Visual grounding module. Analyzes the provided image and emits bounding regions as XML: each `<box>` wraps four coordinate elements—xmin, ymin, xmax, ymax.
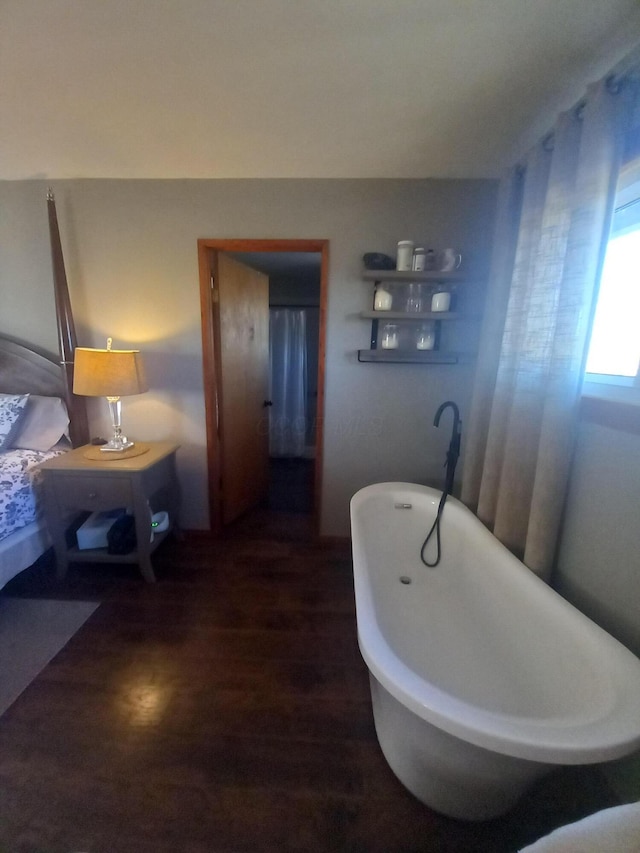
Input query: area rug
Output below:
<box><xmin>0</xmin><ymin>597</ymin><xmax>98</xmax><ymax>716</ymax></box>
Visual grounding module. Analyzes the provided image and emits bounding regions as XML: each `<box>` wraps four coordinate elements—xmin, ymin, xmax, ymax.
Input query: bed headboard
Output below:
<box><xmin>0</xmin><ymin>191</ymin><xmax>89</xmax><ymax>448</ymax></box>
<box><xmin>0</xmin><ymin>336</ymin><xmax>66</xmax><ymax>398</ymax></box>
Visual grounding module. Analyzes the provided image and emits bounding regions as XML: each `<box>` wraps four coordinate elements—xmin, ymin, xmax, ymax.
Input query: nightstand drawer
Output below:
<box><xmin>51</xmin><ymin>475</ymin><xmax>133</xmax><ymax>510</ymax></box>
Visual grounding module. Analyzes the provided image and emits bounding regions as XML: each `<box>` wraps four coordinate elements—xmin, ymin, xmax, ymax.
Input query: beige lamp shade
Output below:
<box><xmin>73</xmin><ymin>347</ymin><xmax>148</xmax><ymax>397</ymax></box>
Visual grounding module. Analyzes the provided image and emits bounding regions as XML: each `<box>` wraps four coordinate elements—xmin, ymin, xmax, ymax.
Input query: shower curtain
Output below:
<box><xmin>269</xmin><ymin>308</ymin><xmax>307</xmax><ymax>458</ymax></box>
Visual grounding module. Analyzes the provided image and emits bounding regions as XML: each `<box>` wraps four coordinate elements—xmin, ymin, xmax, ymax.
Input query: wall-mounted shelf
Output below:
<box><xmin>362</xmin><ymin>270</ymin><xmax>465</xmax><ymax>283</ymax></box>
<box><xmin>358</xmin><ymin>266</ymin><xmax>474</xmax><ymax>365</ymax></box>
<box><xmin>360</xmin><ymin>310</ymin><xmax>458</xmax><ymax>321</ymax></box>
<box><xmin>357</xmin><ymin>349</ymin><xmax>459</xmax><ymax>364</ymax></box>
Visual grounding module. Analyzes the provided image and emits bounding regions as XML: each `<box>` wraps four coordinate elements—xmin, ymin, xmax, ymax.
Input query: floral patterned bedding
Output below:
<box><xmin>0</xmin><ymin>447</ymin><xmax>67</xmax><ymax>543</ymax></box>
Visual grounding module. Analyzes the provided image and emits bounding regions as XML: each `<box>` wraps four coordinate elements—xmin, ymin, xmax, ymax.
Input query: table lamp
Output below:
<box><xmin>73</xmin><ymin>338</ymin><xmax>148</xmax><ymax>452</ymax></box>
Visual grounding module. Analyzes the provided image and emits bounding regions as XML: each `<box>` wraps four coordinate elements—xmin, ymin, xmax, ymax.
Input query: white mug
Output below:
<box><xmin>431</xmin><ymin>291</ymin><xmax>451</xmax><ymax>312</ymax></box>
<box><xmin>440</xmin><ymin>248</ymin><xmax>462</xmax><ymax>272</ymax></box>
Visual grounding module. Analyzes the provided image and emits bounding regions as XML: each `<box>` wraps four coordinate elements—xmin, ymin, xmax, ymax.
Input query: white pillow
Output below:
<box><xmin>0</xmin><ymin>393</ymin><xmax>29</xmax><ymax>451</ymax></box>
<box><xmin>11</xmin><ymin>395</ymin><xmax>70</xmax><ymax>452</ymax></box>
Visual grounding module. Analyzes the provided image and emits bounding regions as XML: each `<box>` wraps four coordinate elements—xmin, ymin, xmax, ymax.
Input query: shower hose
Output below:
<box><xmin>420</xmin><ymin>475</ymin><xmax>449</xmax><ymax>568</ymax></box>
<box><xmin>420</xmin><ymin>446</ymin><xmax>457</xmax><ymax>568</ymax></box>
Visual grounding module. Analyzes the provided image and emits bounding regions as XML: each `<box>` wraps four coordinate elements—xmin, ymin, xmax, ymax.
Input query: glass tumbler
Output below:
<box><xmin>405</xmin><ymin>283</ymin><xmax>424</xmax><ymax>313</ymax></box>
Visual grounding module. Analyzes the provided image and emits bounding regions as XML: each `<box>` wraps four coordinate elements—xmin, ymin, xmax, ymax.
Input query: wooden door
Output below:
<box><xmin>199</xmin><ymin>238</ymin><xmax>329</xmax><ymax>535</ymax></box>
<box><xmin>216</xmin><ymin>253</ymin><xmax>270</xmax><ymax>524</ymax></box>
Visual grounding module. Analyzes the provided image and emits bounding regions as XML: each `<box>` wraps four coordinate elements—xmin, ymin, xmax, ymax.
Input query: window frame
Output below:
<box><xmin>583</xmin><ymin>149</ymin><xmax>640</xmax><ymax>406</ymax></box>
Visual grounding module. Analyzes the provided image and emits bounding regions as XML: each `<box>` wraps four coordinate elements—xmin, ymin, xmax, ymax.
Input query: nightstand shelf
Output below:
<box><xmin>61</xmin><ymin>527</ymin><xmax>173</xmax><ymax>564</ymax></box>
<box><xmin>37</xmin><ymin>440</ymin><xmax>180</xmax><ymax>583</ymax></box>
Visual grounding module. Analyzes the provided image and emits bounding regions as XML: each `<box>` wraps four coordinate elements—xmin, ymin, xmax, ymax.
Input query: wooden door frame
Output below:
<box><xmin>198</xmin><ymin>238</ymin><xmax>329</xmax><ymax>535</ymax></box>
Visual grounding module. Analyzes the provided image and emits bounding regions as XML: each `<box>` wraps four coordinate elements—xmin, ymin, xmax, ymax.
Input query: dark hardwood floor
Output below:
<box><xmin>0</xmin><ymin>510</ymin><xmax>619</xmax><ymax>853</ymax></box>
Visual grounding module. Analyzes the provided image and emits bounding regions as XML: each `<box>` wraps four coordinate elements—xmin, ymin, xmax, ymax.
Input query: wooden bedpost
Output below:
<box><xmin>47</xmin><ymin>189</ymin><xmax>90</xmax><ymax>447</ymax></box>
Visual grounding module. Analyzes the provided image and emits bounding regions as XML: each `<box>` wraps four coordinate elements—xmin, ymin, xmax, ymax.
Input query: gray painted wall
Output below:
<box><xmin>553</xmin><ymin>415</ymin><xmax>640</xmax><ymax>801</ymax></box>
<box><xmin>555</xmin><ymin>418</ymin><xmax>640</xmax><ymax>657</ymax></box>
<box><xmin>0</xmin><ymin>178</ymin><xmax>497</xmax><ymax>535</ymax></box>
<box><xmin>3</xmin><ymin>176</ymin><xmax>639</xmax><ymax>678</ymax></box>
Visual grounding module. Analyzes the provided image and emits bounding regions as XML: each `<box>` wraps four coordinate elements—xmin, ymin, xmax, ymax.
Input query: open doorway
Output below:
<box><xmin>230</xmin><ymin>251</ymin><xmax>320</xmax><ymax>514</ymax></box>
<box><xmin>198</xmin><ymin>239</ymin><xmax>328</xmax><ymax>535</ymax></box>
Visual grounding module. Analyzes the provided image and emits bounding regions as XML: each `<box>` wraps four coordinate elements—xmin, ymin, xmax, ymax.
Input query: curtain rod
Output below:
<box><xmin>520</xmin><ymin>46</ymin><xmax>640</xmax><ymax>164</ymax></box>
<box><xmin>606</xmin><ymin>42</ymin><xmax>640</xmax><ymax>84</ymax></box>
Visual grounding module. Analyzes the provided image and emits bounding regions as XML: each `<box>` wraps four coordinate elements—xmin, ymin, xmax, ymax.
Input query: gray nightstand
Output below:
<box><xmin>37</xmin><ymin>441</ymin><xmax>180</xmax><ymax>582</ymax></box>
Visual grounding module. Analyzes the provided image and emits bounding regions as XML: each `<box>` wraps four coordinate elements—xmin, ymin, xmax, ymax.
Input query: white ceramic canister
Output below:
<box><xmin>396</xmin><ymin>241</ymin><xmax>414</xmax><ymax>271</ymax></box>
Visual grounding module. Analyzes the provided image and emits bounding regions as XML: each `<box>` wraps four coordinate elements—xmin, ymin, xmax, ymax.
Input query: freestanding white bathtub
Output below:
<box><xmin>350</xmin><ymin>482</ymin><xmax>640</xmax><ymax>821</ymax></box>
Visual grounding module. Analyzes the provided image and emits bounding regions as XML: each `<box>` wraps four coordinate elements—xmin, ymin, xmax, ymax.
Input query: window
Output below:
<box><xmin>584</xmin><ymin>149</ymin><xmax>640</xmax><ymax>395</ymax></box>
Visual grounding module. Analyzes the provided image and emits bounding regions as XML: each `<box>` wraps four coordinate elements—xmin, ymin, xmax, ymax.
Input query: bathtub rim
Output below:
<box><xmin>350</xmin><ymin>481</ymin><xmax>640</xmax><ymax>765</ymax></box>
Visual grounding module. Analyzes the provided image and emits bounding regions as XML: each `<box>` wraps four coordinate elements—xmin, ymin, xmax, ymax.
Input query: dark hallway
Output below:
<box><xmin>268</xmin><ymin>457</ymin><xmax>315</xmax><ymax>514</ymax></box>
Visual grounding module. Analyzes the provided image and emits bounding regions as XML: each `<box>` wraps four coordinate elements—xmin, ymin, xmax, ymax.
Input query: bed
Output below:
<box><xmin>0</xmin><ymin>191</ymin><xmax>88</xmax><ymax>589</ymax></box>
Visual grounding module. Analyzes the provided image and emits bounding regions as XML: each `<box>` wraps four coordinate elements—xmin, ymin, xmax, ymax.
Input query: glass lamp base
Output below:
<box><xmin>100</xmin><ymin>437</ymin><xmax>135</xmax><ymax>453</ymax></box>
<box><xmin>102</xmin><ymin>398</ymin><xmax>134</xmax><ymax>452</ymax></box>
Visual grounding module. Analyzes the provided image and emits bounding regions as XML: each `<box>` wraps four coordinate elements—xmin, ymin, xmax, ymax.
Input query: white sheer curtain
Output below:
<box><xmin>462</xmin><ymin>74</ymin><xmax>636</xmax><ymax>580</ymax></box>
<box><xmin>269</xmin><ymin>308</ymin><xmax>307</xmax><ymax>458</ymax></box>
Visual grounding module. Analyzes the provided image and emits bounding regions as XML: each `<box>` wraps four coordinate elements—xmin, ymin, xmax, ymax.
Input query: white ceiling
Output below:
<box><xmin>2</xmin><ymin>0</ymin><xmax>640</xmax><ymax>180</ymax></box>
